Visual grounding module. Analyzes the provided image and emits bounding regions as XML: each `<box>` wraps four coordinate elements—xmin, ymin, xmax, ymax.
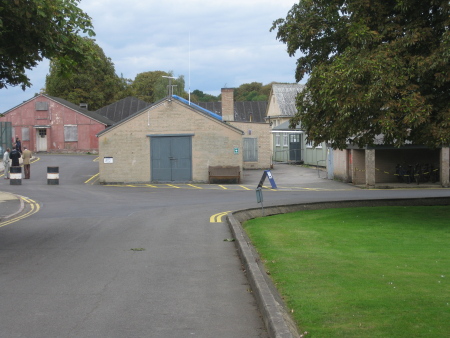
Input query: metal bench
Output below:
<box><xmin>208</xmin><ymin>166</ymin><xmax>240</xmax><ymax>184</ymax></box>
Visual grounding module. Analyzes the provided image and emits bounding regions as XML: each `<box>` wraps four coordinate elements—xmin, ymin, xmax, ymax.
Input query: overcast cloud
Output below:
<box><xmin>0</xmin><ymin>0</ymin><xmax>301</xmax><ymax>112</ymax></box>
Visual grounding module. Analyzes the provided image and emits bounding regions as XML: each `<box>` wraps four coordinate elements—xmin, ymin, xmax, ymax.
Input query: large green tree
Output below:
<box><xmin>0</xmin><ymin>0</ymin><xmax>95</xmax><ymax>90</ymax></box>
<box><xmin>45</xmin><ymin>38</ymin><xmax>121</xmax><ymax>111</ymax></box>
<box><xmin>272</xmin><ymin>0</ymin><xmax>450</xmax><ymax>149</ymax></box>
<box><xmin>234</xmin><ymin>82</ymin><xmax>271</xmax><ymax>101</ymax></box>
<box><xmin>131</xmin><ymin>71</ymin><xmax>186</xmax><ymax>103</ymax></box>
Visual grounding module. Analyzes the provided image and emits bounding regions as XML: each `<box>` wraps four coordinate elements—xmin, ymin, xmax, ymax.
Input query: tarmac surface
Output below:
<box><xmin>0</xmin><ymin>158</ymin><xmax>447</xmax><ymax>338</ymax></box>
<box><xmin>0</xmin><ymin>160</ymin><xmax>349</xmax><ymax>223</ymax></box>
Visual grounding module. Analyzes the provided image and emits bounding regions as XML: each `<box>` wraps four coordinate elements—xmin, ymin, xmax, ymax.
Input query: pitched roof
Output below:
<box><xmin>95</xmin><ymin>97</ymin><xmax>151</xmax><ymax>123</ymax></box>
<box><xmin>195</xmin><ymin>101</ymin><xmax>267</xmax><ymax>122</ymax></box>
<box><xmin>270</xmin><ymin>83</ymin><xmax>305</xmax><ymax>117</ymax></box>
<box><xmin>3</xmin><ymin>94</ymin><xmax>114</xmax><ymax>126</ymax></box>
<box><xmin>172</xmin><ymin>95</ymin><xmax>222</xmax><ymax>121</ymax></box>
<box><xmin>272</xmin><ymin>120</ymin><xmax>302</xmax><ymax>131</ymax></box>
<box><xmin>97</xmin><ymin>95</ymin><xmax>243</xmax><ymax>137</ymax></box>
<box><xmin>45</xmin><ymin>95</ymin><xmax>114</xmax><ymax>125</ymax></box>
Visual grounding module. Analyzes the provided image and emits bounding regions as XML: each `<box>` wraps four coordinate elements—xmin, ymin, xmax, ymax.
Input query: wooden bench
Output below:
<box><xmin>209</xmin><ymin>166</ymin><xmax>241</xmax><ymax>184</ymax></box>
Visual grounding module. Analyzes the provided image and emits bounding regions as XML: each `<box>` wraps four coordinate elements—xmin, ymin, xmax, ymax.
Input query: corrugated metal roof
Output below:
<box><xmin>96</xmin><ymin>97</ymin><xmax>151</xmax><ymax>123</ymax></box>
<box><xmin>272</xmin><ymin>83</ymin><xmax>305</xmax><ymax>117</ymax></box>
<box><xmin>195</xmin><ymin>101</ymin><xmax>267</xmax><ymax>122</ymax></box>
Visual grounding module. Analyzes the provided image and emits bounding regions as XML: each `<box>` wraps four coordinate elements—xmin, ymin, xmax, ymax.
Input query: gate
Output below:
<box><xmin>151</xmin><ymin>136</ymin><xmax>192</xmax><ymax>182</ymax></box>
<box><xmin>0</xmin><ymin>122</ymin><xmax>12</xmax><ymax>155</ymax></box>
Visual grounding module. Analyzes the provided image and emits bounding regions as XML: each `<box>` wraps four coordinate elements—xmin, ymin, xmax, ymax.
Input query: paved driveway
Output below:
<box><xmin>0</xmin><ymin>155</ymin><xmax>448</xmax><ymax>337</ymax></box>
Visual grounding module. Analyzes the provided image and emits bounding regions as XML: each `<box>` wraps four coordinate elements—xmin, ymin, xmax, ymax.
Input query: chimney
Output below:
<box><xmin>221</xmin><ymin>88</ymin><xmax>234</xmax><ymax>121</ymax></box>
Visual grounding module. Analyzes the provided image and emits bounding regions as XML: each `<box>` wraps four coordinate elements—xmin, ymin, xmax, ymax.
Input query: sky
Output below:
<box><xmin>0</xmin><ymin>0</ymin><xmax>302</xmax><ymax>113</ymax></box>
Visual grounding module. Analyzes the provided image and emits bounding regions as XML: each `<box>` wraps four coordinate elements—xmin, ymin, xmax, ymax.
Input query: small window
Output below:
<box><xmin>306</xmin><ymin>141</ymin><xmax>313</xmax><ymax>148</ymax></box>
<box><xmin>283</xmin><ymin>133</ymin><xmax>289</xmax><ymax>147</ymax></box>
<box><xmin>290</xmin><ymin>134</ymin><xmax>300</xmax><ymax>142</ymax></box>
<box><xmin>275</xmin><ymin>134</ymin><xmax>280</xmax><ymax>146</ymax></box>
<box><xmin>64</xmin><ymin>125</ymin><xmax>78</xmax><ymax>142</ymax></box>
<box><xmin>35</xmin><ymin>101</ymin><xmax>48</xmax><ymax>111</ymax></box>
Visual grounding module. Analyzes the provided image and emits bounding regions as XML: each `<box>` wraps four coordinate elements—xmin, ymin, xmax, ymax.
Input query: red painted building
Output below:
<box><xmin>0</xmin><ymin>94</ymin><xmax>113</xmax><ymax>153</ymax></box>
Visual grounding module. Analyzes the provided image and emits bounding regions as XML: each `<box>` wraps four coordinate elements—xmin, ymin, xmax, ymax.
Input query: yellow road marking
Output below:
<box><xmin>166</xmin><ymin>184</ymin><xmax>180</xmax><ymax>188</ymax></box>
<box><xmin>218</xmin><ymin>185</ymin><xmax>227</xmax><ymax>190</ymax></box>
<box><xmin>0</xmin><ymin>196</ymin><xmax>40</xmax><ymax>228</ymax></box>
<box><xmin>84</xmin><ymin>173</ymin><xmax>99</xmax><ymax>184</ymax></box>
<box><xmin>145</xmin><ymin>184</ymin><xmax>158</xmax><ymax>188</ymax></box>
<box><xmin>187</xmin><ymin>184</ymin><xmax>202</xmax><ymax>189</ymax></box>
<box><xmin>239</xmin><ymin>185</ymin><xmax>251</xmax><ymax>190</ymax></box>
<box><xmin>210</xmin><ymin>211</ymin><xmax>231</xmax><ymax>223</ymax></box>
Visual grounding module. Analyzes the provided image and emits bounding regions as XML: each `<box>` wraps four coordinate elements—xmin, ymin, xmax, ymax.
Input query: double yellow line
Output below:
<box><xmin>0</xmin><ymin>196</ymin><xmax>40</xmax><ymax>228</ymax></box>
<box><xmin>210</xmin><ymin>211</ymin><xmax>231</xmax><ymax>223</ymax></box>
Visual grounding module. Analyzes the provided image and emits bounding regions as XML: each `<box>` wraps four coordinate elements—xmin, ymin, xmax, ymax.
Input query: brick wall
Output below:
<box><xmin>98</xmin><ymin>100</ymin><xmax>244</xmax><ymax>183</ymax></box>
<box><xmin>229</xmin><ymin>122</ymin><xmax>272</xmax><ymax>169</ymax></box>
<box><xmin>221</xmin><ymin>88</ymin><xmax>234</xmax><ymax>122</ymax></box>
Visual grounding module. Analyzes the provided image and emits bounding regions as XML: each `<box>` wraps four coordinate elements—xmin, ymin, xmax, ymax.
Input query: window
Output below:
<box><xmin>283</xmin><ymin>133</ymin><xmax>288</xmax><ymax>147</ymax></box>
<box><xmin>275</xmin><ymin>134</ymin><xmax>280</xmax><ymax>146</ymax></box>
<box><xmin>35</xmin><ymin>101</ymin><xmax>48</xmax><ymax>111</ymax></box>
<box><xmin>243</xmin><ymin>138</ymin><xmax>258</xmax><ymax>162</ymax></box>
<box><xmin>64</xmin><ymin>125</ymin><xmax>78</xmax><ymax>142</ymax></box>
<box><xmin>22</xmin><ymin>127</ymin><xmax>29</xmax><ymax>141</ymax></box>
<box><xmin>306</xmin><ymin>140</ymin><xmax>313</xmax><ymax>148</ymax></box>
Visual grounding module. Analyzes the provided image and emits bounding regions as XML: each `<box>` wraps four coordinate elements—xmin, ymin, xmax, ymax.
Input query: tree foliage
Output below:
<box><xmin>131</xmin><ymin>71</ymin><xmax>186</xmax><ymax>103</ymax></box>
<box><xmin>0</xmin><ymin>0</ymin><xmax>95</xmax><ymax>90</ymax></box>
<box><xmin>272</xmin><ymin>0</ymin><xmax>450</xmax><ymax>149</ymax></box>
<box><xmin>45</xmin><ymin>38</ymin><xmax>121</xmax><ymax>111</ymax></box>
<box><xmin>190</xmin><ymin>89</ymin><xmax>219</xmax><ymax>102</ymax></box>
<box><xmin>234</xmin><ymin>82</ymin><xmax>272</xmax><ymax>101</ymax></box>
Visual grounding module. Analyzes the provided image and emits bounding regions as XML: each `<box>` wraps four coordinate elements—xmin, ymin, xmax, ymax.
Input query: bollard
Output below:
<box><xmin>10</xmin><ymin>166</ymin><xmax>22</xmax><ymax>185</ymax></box>
<box><xmin>47</xmin><ymin>166</ymin><xmax>59</xmax><ymax>185</ymax></box>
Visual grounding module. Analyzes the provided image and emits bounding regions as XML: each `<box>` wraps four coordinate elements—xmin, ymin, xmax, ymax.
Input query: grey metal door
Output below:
<box><xmin>151</xmin><ymin>136</ymin><xmax>192</xmax><ymax>182</ymax></box>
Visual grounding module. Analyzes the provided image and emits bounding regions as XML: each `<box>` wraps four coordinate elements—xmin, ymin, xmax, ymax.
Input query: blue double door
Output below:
<box><xmin>151</xmin><ymin>136</ymin><xmax>192</xmax><ymax>182</ymax></box>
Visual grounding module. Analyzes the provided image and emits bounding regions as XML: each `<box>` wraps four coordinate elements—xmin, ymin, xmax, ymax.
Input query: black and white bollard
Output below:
<box><xmin>47</xmin><ymin>167</ymin><xmax>59</xmax><ymax>185</ymax></box>
<box><xmin>10</xmin><ymin>166</ymin><xmax>22</xmax><ymax>185</ymax></box>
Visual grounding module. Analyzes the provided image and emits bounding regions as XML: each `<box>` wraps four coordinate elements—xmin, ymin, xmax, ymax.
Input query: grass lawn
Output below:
<box><xmin>243</xmin><ymin>206</ymin><xmax>450</xmax><ymax>337</ymax></box>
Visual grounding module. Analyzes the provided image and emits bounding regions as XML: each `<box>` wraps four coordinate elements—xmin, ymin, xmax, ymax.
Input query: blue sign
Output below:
<box><xmin>257</xmin><ymin>170</ymin><xmax>277</xmax><ymax>189</ymax></box>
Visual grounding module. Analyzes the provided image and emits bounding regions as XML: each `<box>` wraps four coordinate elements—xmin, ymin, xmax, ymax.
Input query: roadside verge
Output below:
<box><xmin>227</xmin><ymin>197</ymin><xmax>450</xmax><ymax>338</ymax></box>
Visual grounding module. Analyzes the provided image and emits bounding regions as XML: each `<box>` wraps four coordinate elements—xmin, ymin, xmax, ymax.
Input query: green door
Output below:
<box><xmin>151</xmin><ymin>136</ymin><xmax>192</xmax><ymax>182</ymax></box>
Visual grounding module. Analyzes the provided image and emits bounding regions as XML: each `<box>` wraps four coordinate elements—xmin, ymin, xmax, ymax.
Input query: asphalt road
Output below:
<box><xmin>0</xmin><ymin>154</ymin><xmax>448</xmax><ymax>337</ymax></box>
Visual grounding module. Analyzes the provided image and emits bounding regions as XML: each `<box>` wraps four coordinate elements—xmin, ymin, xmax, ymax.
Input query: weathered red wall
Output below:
<box><xmin>0</xmin><ymin>95</ymin><xmax>106</xmax><ymax>153</ymax></box>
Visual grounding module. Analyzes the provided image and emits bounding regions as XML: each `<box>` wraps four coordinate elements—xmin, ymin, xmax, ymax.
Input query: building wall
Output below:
<box><xmin>332</xmin><ymin>149</ymin><xmax>351</xmax><ymax>182</ymax></box>
<box><xmin>229</xmin><ymin>121</ymin><xmax>271</xmax><ymax>169</ymax></box>
<box><xmin>351</xmin><ymin>149</ymin><xmax>366</xmax><ymax>185</ymax></box>
<box><xmin>98</xmin><ymin>100</ymin><xmax>244</xmax><ymax>183</ymax></box>
<box><xmin>1</xmin><ymin>96</ymin><xmax>105</xmax><ymax>153</ymax></box>
<box><xmin>304</xmin><ymin>143</ymin><xmax>327</xmax><ymax>166</ymax></box>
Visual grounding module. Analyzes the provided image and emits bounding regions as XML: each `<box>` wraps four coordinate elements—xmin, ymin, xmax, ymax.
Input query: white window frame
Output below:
<box><xmin>283</xmin><ymin>133</ymin><xmax>289</xmax><ymax>147</ymax></box>
<box><xmin>275</xmin><ymin>133</ymin><xmax>281</xmax><ymax>146</ymax></box>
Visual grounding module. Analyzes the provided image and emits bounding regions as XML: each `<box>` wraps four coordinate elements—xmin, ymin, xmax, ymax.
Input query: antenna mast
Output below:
<box><xmin>162</xmin><ymin>76</ymin><xmax>176</xmax><ymax>99</ymax></box>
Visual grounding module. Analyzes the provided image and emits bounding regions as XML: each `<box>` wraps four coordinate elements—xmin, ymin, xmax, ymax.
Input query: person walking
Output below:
<box><xmin>3</xmin><ymin>148</ymin><xmax>10</xmax><ymax>179</ymax></box>
<box><xmin>22</xmin><ymin>146</ymin><xmax>32</xmax><ymax>179</ymax></box>
<box><xmin>15</xmin><ymin>136</ymin><xmax>22</xmax><ymax>154</ymax></box>
<box><xmin>9</xmin><ymin>144</ymin><xmax>21</xmax><ymax>167</ymax></box>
